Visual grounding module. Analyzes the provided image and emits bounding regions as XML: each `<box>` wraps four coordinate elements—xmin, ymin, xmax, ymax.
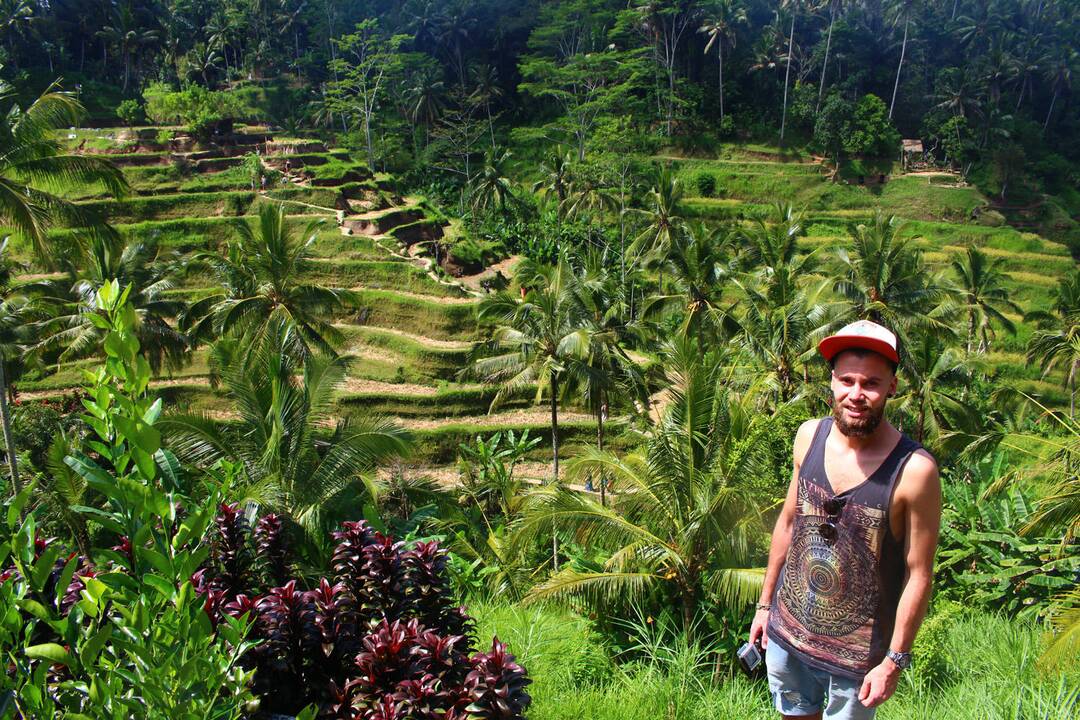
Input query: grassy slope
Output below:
<box><xmin>475</xmin><ymin>603</ymin><xmax>1079</xmax><ymax>720</ymax></box>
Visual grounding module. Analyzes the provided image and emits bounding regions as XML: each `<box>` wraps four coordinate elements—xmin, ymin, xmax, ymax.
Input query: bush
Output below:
<box><xmin>195</xmin><ymin>510</ymin><xmax>533</xmax><ymax>718</ymax></box>
<box><xmin>449</xmin><ymin>236</ymin><xmax>505</xmax><ymax>272</ymax></box>
<box><xmin>115</xmin><ymin>98</ymin><xmax>143</xmax><ymax>127</ymax></box>
<box><xmin>693</xmin><ymin>171</ymin><xmax>717</xmax><ymax>198</ymax></box>
<box><xmin>143</xmin><ymin>82</ymin><xmax>243</xmax><ymax>139</ymax></box>
<box><xmin>909</xmin><ymin>601</ymin><xmax>967</xmax><ymax>690</ymax></box>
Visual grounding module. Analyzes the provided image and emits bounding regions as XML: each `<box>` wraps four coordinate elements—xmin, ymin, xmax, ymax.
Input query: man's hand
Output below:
<box><xmin>748</xmin><ymin>608</ymin><xmax>770</xmax><ymax>648</ymax></box>
<box><xmin>857</xmin><ymin>659</ymin><xmax>901</xmax><ymax>708</ymax></box>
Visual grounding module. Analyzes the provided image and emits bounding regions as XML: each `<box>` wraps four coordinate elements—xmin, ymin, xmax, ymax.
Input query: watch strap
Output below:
<box><xmin>886</xmin><ymin>649</ymin><xmax>912</xmax><ymax>669</ymax></box>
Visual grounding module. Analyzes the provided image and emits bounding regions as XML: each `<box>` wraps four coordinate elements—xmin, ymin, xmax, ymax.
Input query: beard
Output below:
<box><xmin>833</xmin><ymin>400</ymin><xmax>885</xmax><ymax>438</ymax></box>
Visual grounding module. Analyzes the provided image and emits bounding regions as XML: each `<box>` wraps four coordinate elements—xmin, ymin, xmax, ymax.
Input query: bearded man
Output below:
<box><xmin>748</xmin><ymin>320</ymin><xmax>941</xmax><ymax>719</ymax></box>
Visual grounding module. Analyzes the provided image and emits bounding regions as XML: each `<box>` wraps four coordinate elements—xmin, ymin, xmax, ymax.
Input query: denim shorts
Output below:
<box><xmin>764</xmin><ymin>634</ymin><xmax>876</xmax><ymax>719</ymax></box>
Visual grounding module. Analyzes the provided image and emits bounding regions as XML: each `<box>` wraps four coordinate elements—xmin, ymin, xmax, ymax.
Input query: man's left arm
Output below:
<box><xmin>858</xmin><ymin>451</ymin><xmax>942</xmax><ymax>709</ymax></box>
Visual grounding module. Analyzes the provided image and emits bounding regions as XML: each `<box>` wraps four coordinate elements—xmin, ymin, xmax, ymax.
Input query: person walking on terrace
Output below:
<box><xmin>749</xmin><ymin>320</ymin><xmax>941</xmax><ymax>719</ymax></box>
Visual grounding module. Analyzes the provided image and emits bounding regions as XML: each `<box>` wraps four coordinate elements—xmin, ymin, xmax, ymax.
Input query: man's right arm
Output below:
<box><xmin>748</xmin><ymin>419</ymin><xmax>817</xmax><ymax>648</ymax></box>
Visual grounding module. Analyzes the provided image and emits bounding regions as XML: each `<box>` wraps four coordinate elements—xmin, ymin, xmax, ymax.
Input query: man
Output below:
<box><xmin>748</xmin><ymin>320</ymin><xmax>941</xmax><ymax>719</ymax></box>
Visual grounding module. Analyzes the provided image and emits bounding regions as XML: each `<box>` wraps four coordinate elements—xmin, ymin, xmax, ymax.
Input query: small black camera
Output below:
<box><xmin>736</xmin><ymin>638</ymin><xmax>765</xmax><ymax>676</ymax></box>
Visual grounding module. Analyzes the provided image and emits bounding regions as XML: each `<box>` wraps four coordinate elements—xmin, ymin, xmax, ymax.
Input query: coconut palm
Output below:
<box><xmin>814</xmin><ymin>0</ymin><xmax>847</xmax><ymax>113</ymax></box>
<box><xmin>469</xmin><ymin>147</ymin><xmax>517</xmax><ymax>215</ymax></box>
<box><xmin>645</xmin><ymin>224</ymin><xmax>736</xmax><ymax>356</ymax></box>
<box><xmin>468</xmin><ymin>259</ymin><xmax>592</xmax><ymax>490</ymax></box>
<box><xmin>469</xmin><ymin>63</ymin><xmax>503</xmax><ymax>150</ymax></box>
<box><xmin>1027</xmin><ymin>271</ymin><xmax>1080</xmax><ymax>417</ymax></box>
<box><xmin>0</xmin><ymin>80</ymin><xmax>127</xmax><ymax>266</ymax></box>
<box><xmin>890</xmin><ymin>331</ymin><xmax>977</xmax><ymax>447</ymax></box>
<box><xmin>699</xmin><ymin>0</ymin><xmax>747</xmax><ymax>122</ymax></box>
<box><xmin>629</xmin><ymin>165</ymin><xmax>686</xmax><ymax>275</ymax></box>
<box><xmin>738</xmin><ymin>203</ymin><xmax>817</xmax><ymax>303</ymax></box>
<box><xmin>779</xmin><ymin>0</ymin><xmax>803</xmax><ymax>140</ymax></box>
<box><xmin>96</xmin><ymin>1</ymin><xmax>159</xmax><ymax>92</ymax></box>
<box><xmin>834</xmin><ymin>212</ymin><xmax>950</xmax><ymax>345</ymax></box>
<box><xmin>468</xmin><ymin>259</ymin><xmax>593</xmax><ymax>568</ymax></box>
<box><xmin>513</xmin><ymin>338</ymin><xmax>765</xmax><ymax>635</ymax></box>
<box><xmin>0</xmin><ymin>239</ymin><xmax>34</xmax><ymax>496</ymax></box>
<box><xmin>181</xmin><ymin>202</ymin><xmax>355</xmax><ymax>362</ymax></box>
<box><xmin>572</xmin><ymin>250</ymin><xmax>645</xmax><ymax>505</ymax></box>
<box><xmin>887</xmin><ymin>0</ymin><xmax>918</xmax><ymax>120</ymax></box>
<box><xmin>532</xmin><ymin>147</ymin><xmax>574</xmax><ymax>222</ymax></box>
<box><xmin>950</xmin><ymin>245</ymin><xmax>1022</xmax><ymax>354</ymax></box>
<box><xmin>33</xmin><ymin>233</ymin><xmax>190</xmax><ymax>373</ymax></box>
<box><xmin>159</xmin><ymin>320</ymin><xmax>412</xmax><ymax>553</ymax></box>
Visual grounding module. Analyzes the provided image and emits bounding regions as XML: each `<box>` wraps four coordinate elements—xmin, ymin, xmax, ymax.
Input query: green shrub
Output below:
<box><xmin>449</xmin><ymin>236</ymin><xmax>504</xmax><ymax>271</ymax></box>
<box><xmin>693</xmin><ymin>171</ymin><xmax>717</xmax><ymax>198</ymax></box>
<box><xmin>116</xmin><ymin>98</ymin><xmax>142</xmax><ymax>127</ymax></box>
<box><xmin>909</xmin><ymin>601</ymin><xmax>967</xmax><ymax>690</ymax></box>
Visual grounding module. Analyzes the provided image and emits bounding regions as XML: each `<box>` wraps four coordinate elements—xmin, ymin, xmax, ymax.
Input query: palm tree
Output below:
<box><xmin>629</xmin><ymin>165</ymin><xmax>686</xmax><ymax>274</ymax></box>
<box><xmin>185</xmin><ymin>42</ymin><xmax>224</xmax><ymax>88</ymax></box>
<box><xmin>181</xmin><ymin>202</ymin><xmax>355</xmax><ymax>362</ymax></box>
<box><xmin>738</xmin><ymin>203</ymin><xmax>817</xmax><ymax>303</ymax></box>
<box><xmin>469</xmin><ymin>64</ymin><xmax>503</xmax><ymax>150</ymax></box>
<box><xmin>0</xmin><ymin>239</ymin><xmax>33</xmax><ymax>496</ymax></box>
<box><xmin>532</xmin><ymin>148</ymin><xmax>574</xmax><ymax>225</ymax></box>
<box><xmin>699</xmin><ymin>0</ymin><xmax>747</xmax><ymax>122</ymax></box>
<box><xmin>890</xmin><ymin>332</ymin><xmax>976</xmax><ymax>446</ymax></box>
<box><xmin>469</xmin><ymin>148</ymin><xmax>517</xmax><ymax>216</ymax></box>
<box><xmin>1027</xmin><ymin>271</ymin><xmax>1080</xmax><ymax>417</ymax></box>
<box><xmin>834</xmin><ymin>212</ymin><xmax>950</xmax><ymax>345</ymax></box>
<box><xmin>513</xmin><ymin>338</ymin><xmax>765</xmax><ymax>636</ymax></box>
<box><xmin>814</xmin><ymin>0</ymin><xmax>847</xmax><ymax>113</ymax></box>
<box><xmin>1043</xmin><ymin>49</ymin><xmax>1076</xmax><ymax>131</ymax></box>
<box><xmin>33</xmin><ymin>233</ymin><xmax>190</xmax><ymax>373</ymax></box>
<box><xmin>96</xmin><ymin>1</ymin><xmax>159</xmax><ymax>92</ymax></box>
<box><xmin>950</xmin><ymin>245</ymin><xmax>1022</xmax><ymax>354</ymax></box>
<box><xmin>469</xmin><ymin>259</ymin><xmax>592</xmax><ymax>491</ymax></box>
<box><xmin>159</xmin><ymin>321</ymin><xmax>412</xmax><ymax>553</ymax></box>
<box><xmin>779</xmin><ymin>0</ymin><xmax>803</xmax><ymax>140</ymax></box>
<box><xmin>645</xmin><ymin>225</ymin><xmax>735</xmax><ymax>356</ymax></box>
<box><xmin>887</xmin><ymin>0</ymin><xmax>917</xmax><ymax>120</ymax></box>
<box><xmin>0</xmin><ymin>80</ymin><xmax>127</xmax><ymax>266</ymax></box>
<box><xmin>573</xmin><ymin>250</ymin><xmax>645</xmax><ymax>506</ymax></box>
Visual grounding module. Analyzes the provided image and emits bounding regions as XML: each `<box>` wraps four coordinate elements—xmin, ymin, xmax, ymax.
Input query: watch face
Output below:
<box><xmin>890</xmin><ymin>651</ymin><xmax>912</xmax><ymax>668</ymax></box>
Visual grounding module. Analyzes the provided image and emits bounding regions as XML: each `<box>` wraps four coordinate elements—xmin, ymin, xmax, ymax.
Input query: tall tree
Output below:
<box><xmin>950</xmin><ymin>245</ymin><xmax>1022</xmax><ymax>354</ymax></box>
<box><xmin>779</xmin><ymin>0</ymin><xmax>802</xmax><ymax>140</ymax></box>
<box><xmin>630</xmin><ymin>0</ymin><xmax>701</xmax><ymax>135</ymax></box>
<box><xmin>815</xmin><ymin>0</ymin><xmax>846</xmax><ymax>113</ymax></box>
<box><xmin>468</xmin><ymin>259</ymin><xmax>593</xmax><ymax>567</ymax></box>
<box><xmin>1027</xmin><ymin>271</ymin><xmax>1080</xmax><ymax>417</ymax></box>
<box><xmin>699</xmin><ymin>0</ymin><xmax>746</xmax><ymax>122</ymax></box>
<box><xmin>888</xmin><ymin>0</ymin><xmax>917</xmax><ymax>120</ymax></box>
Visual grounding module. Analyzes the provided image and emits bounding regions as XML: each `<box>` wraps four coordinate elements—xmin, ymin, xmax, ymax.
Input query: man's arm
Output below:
<box><xmin>748</xmin><ymin>419</ymin><xmax>818</xmax><ymax>648</ymax></box>
<box><xmin>858</xmin><ymin>450</ymin><xmax>941</xmax><ymax>708</ymax></box>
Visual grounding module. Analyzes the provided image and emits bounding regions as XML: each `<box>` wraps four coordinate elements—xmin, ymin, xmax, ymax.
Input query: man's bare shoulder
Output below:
<box><xmin>897</xmin><ymin>449</ymin><xmax>941</xmax><ymax>502</ymax></box>
<box><xmin>793</xmin><ymin>418</ymin><xmax>822</xmax><ymax>463</ymax></box>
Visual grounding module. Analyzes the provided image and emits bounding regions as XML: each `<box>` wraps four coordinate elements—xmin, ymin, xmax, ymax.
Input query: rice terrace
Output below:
<box><xmin>0</xmin><ymin>1</ymin><xmax>1078</xmax><ymax>719</ymax></box>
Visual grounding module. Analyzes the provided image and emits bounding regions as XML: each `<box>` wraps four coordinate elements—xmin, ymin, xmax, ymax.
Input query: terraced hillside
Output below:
<box><xmin>18</xmin><ymin>125</ymin><xmax>613</xmax><ymax>486</ymax></box>
<box><xmin>662</xmin><ymin>149</ymin><xmax>1076</xmax><ymax>405</ymax></box>
<box><xmin>15</xmin><ymin>130</ymin><xmax>1077</xmax><ymax>486</ymax></box>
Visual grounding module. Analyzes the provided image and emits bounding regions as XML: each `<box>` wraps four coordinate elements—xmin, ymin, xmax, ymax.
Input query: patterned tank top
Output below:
<box><xmin>767</xmin><ymin>417</ymin><xmax>920</xmax><ymax>679</ymax></box>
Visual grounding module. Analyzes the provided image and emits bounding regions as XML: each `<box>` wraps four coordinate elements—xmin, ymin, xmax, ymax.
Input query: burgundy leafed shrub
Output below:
<box><xmin>464</xmin><ymin>638</ymin><xmax>533</xmax><ymax>720</ymax></box>
<box><xmin>254</xmin><ymin>513</ymin><xmax>290</xmax><ymax>586</ymax></box>
<box><xmin>192</xmin><ymin>507</ymin><xmax>532</xmax><ymax>719</ymax></box>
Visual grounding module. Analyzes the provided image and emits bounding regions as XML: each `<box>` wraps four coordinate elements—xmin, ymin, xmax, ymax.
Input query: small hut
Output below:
<box><xmin>901</xmin><ymin>139</ymin><xmax>925</xmax><ymax>171</ymax></box>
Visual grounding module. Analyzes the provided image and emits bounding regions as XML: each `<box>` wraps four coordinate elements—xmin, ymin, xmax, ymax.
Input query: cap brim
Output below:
<box><xmin>818</xmin><ymin>335</ymin><xmax>899</xmax><ymax>364</ymax></box>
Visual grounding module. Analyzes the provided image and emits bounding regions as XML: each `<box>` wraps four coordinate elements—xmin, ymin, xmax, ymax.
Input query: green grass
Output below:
<box><xmin>347</xmin><ymin>289</ymin><xmax>481</xmax><ymax>341</ymax></box>
<box><xmin>341</xmin><ymin>326</ymin><xmax>472</xmax><ymax>383</ymax></box>
<box><xmin>303</xmin><ymin>258</ymin><xmax>464</xmax><ymax>297</ymax></box>
<box><xmin>471</xmin><ymin>603</ymin><xmax>1079</xmax><ymax>720</ymax></box>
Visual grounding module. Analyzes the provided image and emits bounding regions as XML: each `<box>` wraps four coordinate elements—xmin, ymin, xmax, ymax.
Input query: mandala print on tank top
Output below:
<box><xmin>778</xmin><ymin>479</ymin><xmax>882</xmax><ymax>639</ymax></box>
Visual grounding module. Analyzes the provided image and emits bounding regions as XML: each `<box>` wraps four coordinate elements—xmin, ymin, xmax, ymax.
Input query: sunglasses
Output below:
<box><xmin>818</xmin><ymin>496</ymin><xmax>847</xmax><ymax>541</ymax></box>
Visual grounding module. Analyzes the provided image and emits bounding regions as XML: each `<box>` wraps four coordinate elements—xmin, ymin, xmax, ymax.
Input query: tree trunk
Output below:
<box><xmin>889</xmin><ymin>18</ymin><xmax>909</xmax><ymax>121</ymax></box>
<box><xmin>486</xmin><ymin>102</ymin><xmax>496</xmax><ymax>150</ymax></box>
<box><xmin>550</xmin><ymin>372</ymin><xmax>560</xmax><ymax>571</ymax></box>
<box><xmin>718</xmin><ymin>41</ymin><xmax>724</xmax><ymax>121</ymax></box>
<box><xmin>780</xmin><ymin>11</ymin><xmax>795</xmax><ymax>142</ymax></box>
<box><xmin>1044</xmin><ymin>86</ymin><xmax>1059</xmax><ymax>130</ymax></box>
<box><xmin>597</xmin><ymin>395</ymin><xmax>607</xmax><ymax>507</ymax></box>
<box><xmin>364</xmin><ymin>111</ymin><xmax>375</xmax><ymax>171</ymax></box>
<box><xmin>967</xmin><ymin>309</ymin><xmax>975</xmax><ymax>354</ymax></box>
<box><xmin>817</xmin><ymin>7</ymin><xmax>835</xmax><ymax>114</ymax></box>
<box><xmin>0</xmin><ymin>361</ymin><xmax>20</xmax><ymax>498</ymax></box>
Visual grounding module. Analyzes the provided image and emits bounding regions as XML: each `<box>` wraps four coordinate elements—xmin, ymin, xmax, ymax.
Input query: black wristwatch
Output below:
<box><xmin>886</xmin><ymin>649</ymin><xmax>913</xmax><ymax>670</ymax></box>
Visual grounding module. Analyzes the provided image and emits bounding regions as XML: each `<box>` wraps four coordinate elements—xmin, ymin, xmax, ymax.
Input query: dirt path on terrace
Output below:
<box><xmin>340</xmin><ymin>378</ymin><xmax>439</xmax><ymax>397</ymax></box>
<box><xmin>377</xmin><ymin>462</ymin><xmax>600</xmax><ymax>494</ymax></box>
<box><xmin>18</xmin><ymin>376</ymin><xmax>212</xmax><ymax>401</ymax></box>
<box><xmin>455</xmin><ymin>255</ymin><xmax>522</xmax><ymax>293</ymax></box>
<box><xmin>392</xmin><ymin>408</ymin><xmax>593</xmax><ymax>431</ymax></box>
<box><xmin>336</xmin><ymin>323</ymin><xmax>475</xmax><ymax>351</ymax></box>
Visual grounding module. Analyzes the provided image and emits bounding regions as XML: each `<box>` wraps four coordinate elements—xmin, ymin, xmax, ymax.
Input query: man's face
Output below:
<box><xmin>830</xmin><ymin>351</ymin><xmax>897</xmax><ymax>437</ymax></box>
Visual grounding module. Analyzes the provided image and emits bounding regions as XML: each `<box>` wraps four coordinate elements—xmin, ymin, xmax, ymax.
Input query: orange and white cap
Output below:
<box><xmin>818</xmin><ymin>320</ymin><xmax>899</xmax><ymax>364</ymax></box>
